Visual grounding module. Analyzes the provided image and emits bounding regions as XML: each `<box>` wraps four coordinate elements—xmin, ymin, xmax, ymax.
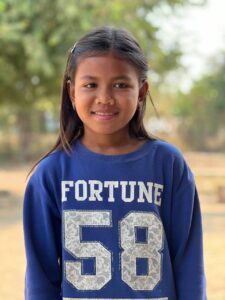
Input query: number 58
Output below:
<box><xmin>63</xmin><ymin>210</ymin><xmax>163</xmax><ymax>291</ymax></box>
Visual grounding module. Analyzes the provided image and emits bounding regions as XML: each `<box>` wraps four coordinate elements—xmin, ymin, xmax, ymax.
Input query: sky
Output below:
<box><xmin>152</xmin><ymin>0</ymin><xmax>225</xmax><ymax>91</ymax></box>
<box><xmin>179</xmin><ymin>0</ymin><xmax>225</xmax><ymax>89</ymax></box>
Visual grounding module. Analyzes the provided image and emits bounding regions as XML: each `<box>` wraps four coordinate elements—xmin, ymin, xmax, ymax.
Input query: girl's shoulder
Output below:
<box><xmin>150</xmin><ymin>139</ymin><xmax>186</xmax><ymax>161</ymax></box>
<box><xmin>28</xmin><ymin>146</ymin><xmax>69</xmax><ymax>183</ymax></box>
<box><xmin>150</xmin><ymin>139</ymin><xmax>194</xmax><ymax>178</ymax></box>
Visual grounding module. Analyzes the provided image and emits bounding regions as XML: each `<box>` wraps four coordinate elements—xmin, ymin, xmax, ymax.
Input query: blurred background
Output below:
<box><xmin>0</xmin><ymin>0</ymin><xmax>225</xmax><ymax>299</ymax></box>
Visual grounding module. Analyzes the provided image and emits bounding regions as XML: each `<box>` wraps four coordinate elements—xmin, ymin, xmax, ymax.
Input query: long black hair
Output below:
<box><xmin>28</xmin><ymin>26</ymin><xmax>156</xmax><ymax>176</ymax></box>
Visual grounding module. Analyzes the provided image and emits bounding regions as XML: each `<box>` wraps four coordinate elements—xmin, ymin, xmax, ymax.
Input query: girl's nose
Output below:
<box><xmin>95</xmin><ymin>86</ymin><xmax>115</xmax><ymax>105</ymax></box>
<box><xmin>95</xmin><ymin>90</ymin><xmax>115</xmax><ymax>105</ymax></box>
<box><xmin>95</xmin><ymin>97</ymin><xmax>114</xmax><ymax>105</ymax></box>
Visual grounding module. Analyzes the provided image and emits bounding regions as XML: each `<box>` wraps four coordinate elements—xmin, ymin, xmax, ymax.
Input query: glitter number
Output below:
<box><xmin>64</xmin><ymin>210</ymin><xmax>163</xmax><ymax>291</ymax></box>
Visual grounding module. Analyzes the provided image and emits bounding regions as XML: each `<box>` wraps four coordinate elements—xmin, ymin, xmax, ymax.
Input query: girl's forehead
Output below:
<box><xmin>75</xmin><ymin>53</ymin><xmax>139</xmax><ymax>79</ymax></box>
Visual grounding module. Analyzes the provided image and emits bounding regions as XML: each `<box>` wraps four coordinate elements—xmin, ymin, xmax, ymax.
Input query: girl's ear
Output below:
<box><xmin>67</xmin><ymin>80</ymin><xmax>75</xmax><ymax>104</ymax></box>
<box><xmin>138</xmin><ymin>80</ymin><xmax>149</xmax><ymax>103</ymax></box>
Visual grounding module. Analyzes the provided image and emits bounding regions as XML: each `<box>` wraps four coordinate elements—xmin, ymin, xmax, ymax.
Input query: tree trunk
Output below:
<box><xmin>16</xmin><ymin>110</ymin><xmax>34</xmax><ymax>162</ymax></box>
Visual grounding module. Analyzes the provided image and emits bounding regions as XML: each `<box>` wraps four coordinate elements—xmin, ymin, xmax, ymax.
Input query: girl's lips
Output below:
<box><xmin>91</xmin><ymin>111</ymin><xmax>118</xmax><ymax>120</ymax></box>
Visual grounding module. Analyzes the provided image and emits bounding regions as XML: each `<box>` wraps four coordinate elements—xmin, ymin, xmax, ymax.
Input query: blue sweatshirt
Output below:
<box><xmin>23</xmin><ymin>139</ymin><xmax>207</xmax><ymax>299</ymax></box>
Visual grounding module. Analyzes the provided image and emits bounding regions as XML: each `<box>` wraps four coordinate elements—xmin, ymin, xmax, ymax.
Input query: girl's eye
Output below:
<box><xmin>84</xmin><ymin>83</ymin><xmax>97</xmax><ymax>88</ymax></box>
<box><xmin>114</xmin><ymin>83</ymin><xmax>129</xmax><ymax>88</ymax></box>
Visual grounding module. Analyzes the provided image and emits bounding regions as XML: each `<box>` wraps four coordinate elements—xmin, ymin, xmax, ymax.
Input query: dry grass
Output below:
<box><xmin>0</xmin><ymin>166</ymin><xmax>27</xmax><ymax>300</ymax></box>
<box><xmin>0</xmin><ymin>152</ymin><xmax>225</xmax><ymax>299</ymax></box>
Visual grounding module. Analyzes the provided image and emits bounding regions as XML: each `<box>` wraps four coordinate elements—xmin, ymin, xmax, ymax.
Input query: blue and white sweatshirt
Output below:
<box><xmin>23</xmin><ymin>139</ymin><xmax>207</xmax><ymax>300</ymax></box>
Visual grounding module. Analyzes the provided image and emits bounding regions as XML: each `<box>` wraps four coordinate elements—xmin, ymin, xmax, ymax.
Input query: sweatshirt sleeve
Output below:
<box><xmin>23</xmin><ymin>170</ymin><xmax>62</xmax><ymax>300</ymax></box>
<box><xmin>170</xmin><ymin>155</ymin><xmax>207</xmax><ymax>300</ymax></box>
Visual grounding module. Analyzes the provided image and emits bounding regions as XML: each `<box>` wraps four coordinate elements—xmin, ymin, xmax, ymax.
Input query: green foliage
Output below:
<box><xmin>175</xmin><ymin>58</ymin><xmax>225</xmax><ymax>150</ymax></box>
<box><xmin>0</xmin><ymin>0</ymin><xmax>203</xmax><ymax>159</ymax></box>
<box><xmin>0</xmin><ymin>0</ymin><xmax>197</xmax><ymax>108</ymax></box>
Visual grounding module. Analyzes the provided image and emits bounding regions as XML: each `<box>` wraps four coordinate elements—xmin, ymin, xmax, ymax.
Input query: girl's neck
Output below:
<box><xmin>80</xmin><ymin>131</ymin><xmax>146</xmax><ymax>155</ymax></box>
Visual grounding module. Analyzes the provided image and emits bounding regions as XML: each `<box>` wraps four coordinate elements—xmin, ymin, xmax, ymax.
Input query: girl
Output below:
<box><xmin>23</xmin><ymin>26</ymin><xmax>207</xmax><ymax>300</ymax></box>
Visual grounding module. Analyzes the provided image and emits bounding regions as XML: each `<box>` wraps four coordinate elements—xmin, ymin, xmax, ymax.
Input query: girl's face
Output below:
<box><xmin>67</xmin><ymin>53</ymin><xmax>148</xmax><ymax>143</ymax></box>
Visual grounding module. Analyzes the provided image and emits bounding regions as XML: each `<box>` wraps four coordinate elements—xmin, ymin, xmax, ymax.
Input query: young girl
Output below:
<box><xmin>23</xmin><ymin>26</ymin><xmax>207</xmax><ymax>300</ymax></box>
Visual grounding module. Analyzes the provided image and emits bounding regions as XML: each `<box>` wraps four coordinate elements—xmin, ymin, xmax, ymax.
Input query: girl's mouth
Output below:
<box><xmin>91</xmin><ymin>111</ymin><xmax>118</xmax><ymax>120</ymax></box>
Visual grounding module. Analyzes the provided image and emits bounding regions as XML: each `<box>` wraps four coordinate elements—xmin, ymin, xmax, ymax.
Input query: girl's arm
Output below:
<box><xmin>23</xmin><ymin>172</ymin><xmax>62</xmax><ymax>300</ymax></box>
<box><xmin>170</xmin><ymin>157</ymin><xmax>207</xmax><ymax>299</ymax></box>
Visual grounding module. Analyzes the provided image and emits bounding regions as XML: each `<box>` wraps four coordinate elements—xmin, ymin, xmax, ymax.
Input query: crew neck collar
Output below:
<box><xmin>73</xmin><ymin>139</ymin><xmax>155</xmax><ymax>162</ymax></box>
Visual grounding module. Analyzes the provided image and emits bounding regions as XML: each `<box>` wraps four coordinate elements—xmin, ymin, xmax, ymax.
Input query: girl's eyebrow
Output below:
<box><xmin>80</xmin><ymin>75</ymin><xmax>132</xmax><ymax>81</ymax></box>
<box><xmin>112</xmin><ymin>75</ymin><xmax>132</xmax><ymax>81</ymax></box>
<box><xmin>79</xmin><ymin>75</ymin><xmax>98</xmax><ymax>80</ymax></box>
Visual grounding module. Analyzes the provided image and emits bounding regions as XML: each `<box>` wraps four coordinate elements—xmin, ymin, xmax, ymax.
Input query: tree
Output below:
<box><xmin>0</xmin><ymin>0</ymin><xmax>205</xmax><ymax>159</ymax></box>
<box><xmin>174</xmin><ymin>55</ymin><xmax>225</xmax><ymax>150</ymax></box>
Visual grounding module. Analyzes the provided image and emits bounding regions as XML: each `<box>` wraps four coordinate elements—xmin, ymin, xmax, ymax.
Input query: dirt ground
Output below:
<box><xmin>0</xmin><ymin>152</ymin><xmax>225</xmax><ymax>299</ymax></box>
